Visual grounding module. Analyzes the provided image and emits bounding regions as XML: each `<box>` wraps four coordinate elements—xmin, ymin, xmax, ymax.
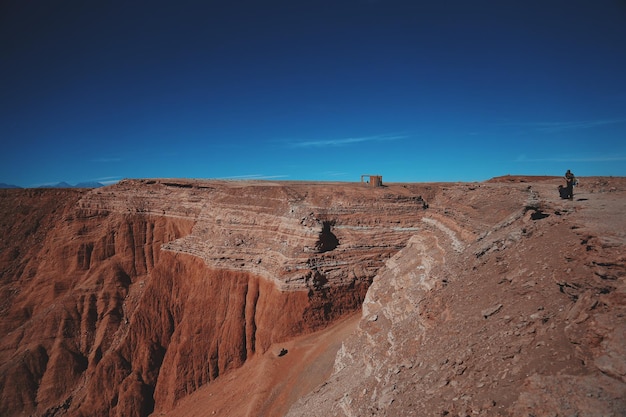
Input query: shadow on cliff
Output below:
<box><xmin>315</xmin><ymin>221</ymin><xmax>339</xmax><ymax>253</ymax></box>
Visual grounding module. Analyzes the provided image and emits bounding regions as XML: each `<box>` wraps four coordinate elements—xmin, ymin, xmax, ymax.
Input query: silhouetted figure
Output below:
<box><xmin>564</xmin><ymin>169</ymin><xmax>575</xmax><ymax>200</ymax></box>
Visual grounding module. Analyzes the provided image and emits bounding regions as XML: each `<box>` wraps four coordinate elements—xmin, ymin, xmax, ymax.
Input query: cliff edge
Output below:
<box><xmin>0</xmin><ymin>179</ymin><xmax>429</xmax><ymax>416</ymax></box>
<box><xmin>1</xmin><ymin>177</ymin><xmax>624</xmax><ymax>417</ymax></box>
<box><xmin>287</xmin><ymin>177</ymin><xmax>626</xmax><ymax>416</ymax></box>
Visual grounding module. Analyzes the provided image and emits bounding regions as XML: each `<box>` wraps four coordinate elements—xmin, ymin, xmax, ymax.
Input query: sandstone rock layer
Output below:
<box><xmin>2</xmin><ymin>177</ymin><xmax>625</xmax><ymax>417</ymax></box>
<box><xmin>0</xmin><ymin>180</ymin><xmax>429</xmax><ymax>416</ymax></box>
<box><xmin>287</xmin><ymin>177</ymin><xmax>626</xmax><ymax>417</ymax></box>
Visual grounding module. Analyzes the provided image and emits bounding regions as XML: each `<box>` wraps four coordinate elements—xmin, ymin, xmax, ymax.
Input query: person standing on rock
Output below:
<box><xmin>564</xmin><ymin>169</ymin><xmax>575</xmax><ymax>200</ymax></box>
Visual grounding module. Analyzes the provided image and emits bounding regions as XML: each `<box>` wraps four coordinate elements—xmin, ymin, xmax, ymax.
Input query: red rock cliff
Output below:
<box><xmin>0</xmin><ymin>180</ymin><xmax>428</xmax><ymax>416</ymax></box>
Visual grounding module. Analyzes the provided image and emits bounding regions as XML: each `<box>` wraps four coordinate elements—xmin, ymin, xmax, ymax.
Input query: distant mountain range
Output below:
<box><xmin>0</xmin><ymin>182</ymin><xmax>106</xmax><ymax>189</ymax></box>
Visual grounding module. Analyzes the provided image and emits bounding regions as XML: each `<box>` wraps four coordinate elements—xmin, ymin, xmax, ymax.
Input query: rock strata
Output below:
<box><xmin>286</xmin><ymin>177</ymin><xmax>626</xmax><ymax>417</ymax></box>
<box><xmin>0</xmin><ymin>180</ymin><xmax>429</xmax><ymax>416</ymax></box>
<box><xmin>2</xmin><ymin>177</ymin><xmax>625</xmax><ymax>417</ymax></box>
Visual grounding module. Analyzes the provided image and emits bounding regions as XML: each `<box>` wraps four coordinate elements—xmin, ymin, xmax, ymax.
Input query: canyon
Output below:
<box><xmin>0</xmin><ymin>176</ymin><xmax>624</xmax><ymax>416</ymax></box>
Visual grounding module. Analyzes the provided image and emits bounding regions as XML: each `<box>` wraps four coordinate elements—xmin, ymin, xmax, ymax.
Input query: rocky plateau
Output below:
<box><xmin>0</xmin><ymin>176</ymin><xmax>624</xmax><ymax>417</ymax></box>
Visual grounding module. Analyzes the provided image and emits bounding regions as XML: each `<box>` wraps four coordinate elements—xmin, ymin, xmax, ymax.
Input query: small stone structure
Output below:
<box><xmin>361</xmin><ymin>175</ymin><xmax>383</xmax><ymax>187</ymax></box>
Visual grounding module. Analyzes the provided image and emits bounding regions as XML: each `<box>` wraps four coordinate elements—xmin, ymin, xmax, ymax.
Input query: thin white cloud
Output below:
<box><xmin>287</xmin><ymin>134</ymin><xmax>407</xmax><ymax>148</ymax></box>
<box><xmin>516</xmin><ymin>154</ymin><xmax>626</xmax><ymax>163</ymax></box>
<box><xmin>505</xmin><ymin>118</ymin><xmax>626</xmax><ymax>133</ymax></box>
<box><xmin>36</xmin><ymin>181</ymin><xmax>64</xmax><ymax>187</ymax></box>
<box><xmin>534</xmin><ymin>119</ymin><xmax>626</xmax><ymax>133</ymax></box>
<box><xmin>95</xmin><ymin>176</ymin><xmax>122</xmax><ymax>185</ymax></box>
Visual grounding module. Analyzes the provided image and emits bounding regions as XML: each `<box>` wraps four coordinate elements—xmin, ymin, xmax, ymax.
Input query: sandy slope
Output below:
<box><xmin>156</xmin><ymin>313</ymin><xmax>360</xmax><ymax>417</ymax></box>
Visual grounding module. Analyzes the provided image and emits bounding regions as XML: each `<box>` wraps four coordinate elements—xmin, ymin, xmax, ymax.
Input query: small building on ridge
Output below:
<box><xmin>361</xmin><ymin>175</ymin><xmax>383</xmax><ymax>187</ymax></box>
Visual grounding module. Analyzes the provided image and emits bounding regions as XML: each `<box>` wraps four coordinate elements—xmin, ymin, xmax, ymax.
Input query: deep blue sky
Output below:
<box><xmin>1</xmin><ymin>0</ymin><xmax>625</xmax><ymax>187</ymax></box>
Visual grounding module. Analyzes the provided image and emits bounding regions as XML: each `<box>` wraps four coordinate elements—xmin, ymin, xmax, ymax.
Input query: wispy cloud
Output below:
<box><xmin>95</xmin><ymin>176</ymin><xmax>122</xmax><ymax>185</ymax></box>
<box><xmin>516</xmin><ymin>154</ymin><xmax>626</xmax><ymax>163</ymax></box>
<box><xmin>505</xmin><ymin>118</ymin><xmax>626</xmax><ymax>133</ymax></box>
<box><xmin>287</xmin><ymin>133</ymin><xmax>408</xmax><ymax>148</ymax></box>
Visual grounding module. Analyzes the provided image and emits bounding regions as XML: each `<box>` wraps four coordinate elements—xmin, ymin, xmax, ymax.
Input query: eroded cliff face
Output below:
<box><xmin>286</xmin><ymin>177</ymin><xmax>626</xmax><ymax>417</ymax></box>
<box><xmin>0</xmin><ymin>180</ymin><xmax>429</xmax><ymax>416</ymax></box>
<box><xmin>0</xmin><ymin>187</ymin><xmax>195</xmax><ymax>417</ymax></box>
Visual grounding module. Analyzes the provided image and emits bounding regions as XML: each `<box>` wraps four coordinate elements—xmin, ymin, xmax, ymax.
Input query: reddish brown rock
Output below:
<box><xmin>0</xmin><ymin>180</ymin><xmax>428</xmax><ymax>416</ymax></box>
<box><xmin>1</xmin><ymin>177</ymin><xmax>625</xmax><ymax>417</ymax></box>
<box><xmin>287</xmin><ymin>177</ymin><xmax>626</xmax><ymax>417</ymax></box>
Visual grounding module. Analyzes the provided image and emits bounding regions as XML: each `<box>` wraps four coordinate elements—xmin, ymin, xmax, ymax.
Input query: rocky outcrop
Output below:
<box><xmin>286</xmin><ymin>177</ymin><xmax>626</xmax><ymax>416</ymax></box>
<box><xmin>3</xmin><ymin>177</ymin><xmax>624</xmax><ymax>417</ymax></box>
<box><xmin>0</xmin><ymin>187</ymin><xmax>195</xmax><ymax>417</ymax></box>
<box><xmin>0</xmin><ymin>179</ymin><xmax>429</xmax><ymax>416</ymax></box>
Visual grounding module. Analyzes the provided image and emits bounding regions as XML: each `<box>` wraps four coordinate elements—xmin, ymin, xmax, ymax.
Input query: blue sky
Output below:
<box><xmin>1</xmin><ymin>0</ymin><xmax>625</xmax><ymax>187</ymax></box>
